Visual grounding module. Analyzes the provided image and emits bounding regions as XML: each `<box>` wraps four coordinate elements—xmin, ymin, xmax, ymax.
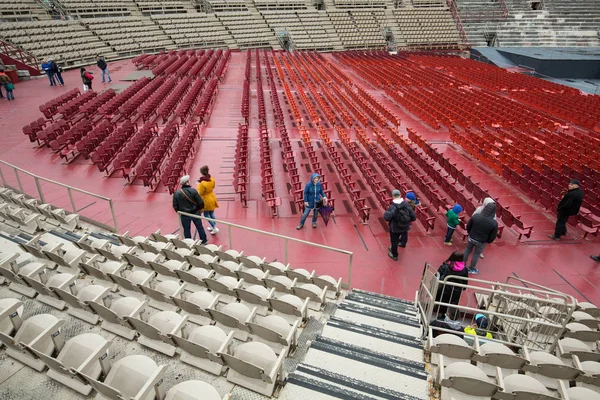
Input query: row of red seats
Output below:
<box><xmin>241</xmin><ymin>49</ymin><xmax>251</xmax><ymax>123</ymax></box>
<box><xmin>36</xmin><ymin>119</ymin><xmax>71</xmax><ymax>147</ymax></box>
<box><xmin>297</xmin><ymin>126</ymin><xmax>332</xmax><ymax>201</ymax></box>
<box><xmin>110</xmin><ymin>122</ymin><xmax>158</xmax><ymax>178</ymax></box>
<box><xmin>137</xmin><ymin>77</ymin><xmax>174</xmax><ymax>123</ymax></box>
<box><xmin>172</xmin><ymin>56</ymin><xmax>196</xmax><ymax>77</ymax></box>
<box><xmin>318</xmin><ymin>126</ymin><xmax>370</xmax><ymax>222</ymax></box>
<box><xmin>22</xmin><ymin>117</ymin><xmax>50</xmax><ymax>143</ymax></box>
<box><xmin>280</xmin><ymin>54</ymin><xmax>320</xmax><ymax>126</ymax></box>
<box><xmin>56</xmin><ymin>91</ymin><xmax>97</xmax><ymax>121</ymax></box>
<box><xmin>98</xmin><ymin>77</ymin><xmax>151</xmax><ymax>116</ymax></box>
<box><xmin>176</xmin><ymin>79</ymin><xmax>206</xmax><ymax>120</ymax></box>
<box><xmin>55</xmin><ymin>120</ymin><xmax>114</xmax><ymax>163</ymax></box>
<box><xmin>48</xmin><ymin>119</ymin><xmax>92</xmax><ymax>157</ymax></box>
<box><xmin>79</xmin><ymin>89</ymin><xmax>116</xmax><ymax>116</ymax></box>
<box><xmin>189</xmin><ymin>49</ymin><xmax>209</xmax><ymax>77</ymax></box>
<box><xmin>39</xmin><ymin>88</ymin><xmax>80</xmax><ymax>119</ymax></box>
<box><xmin>132</xmin><ymin>53</ymin><xmax>150</xmax><ymax>68</ymax></box>
<box><xmin>273</xmin><ymin>55</ymin><xmax>302</xmax><ymax>124</ymax></box>
<box><xmin>195</xmin><ymin>78</ymin><xmax>219</xmax><ymax>124</ymax></box>
<box><xmin>133</xmin><ymin>119</ymin><xmax>179</xmax><ymax>188</ymax></box>
<box><xmin>89</xmin><ymin>121</ymin><xmax>138</xmax><ymax>173</ymax></box>
<box><xmin>157</xmin><ymin>77</ymin><xmax>191</xmax><ymax>123</ymax></box>
<box><xmin>214</xmin><ymin>49</ymin><xmax>231</xmax><ymax>81</ymax></box>
<box><xmin>75</xmin><ymin>120</ymin><xmax>125</xmax><ymax>161</ymax></box>
<box><xmin>233</xmin><ymin>124</ymin><xmax>248</xmax><ymax>206</ymax></box>
<box><xmin>119</xmin><ymin>77</ymin><xmax>165</xmax><ymax>119</ymax></box>
<box><xmin>151</xmin><ymin>56</ymin><xmax>178</xmax><ymax>77</ymax></box>
<box><xmin>161</xmin><ymin>122</ymin><xmax>201</xmax><ymax>194</ymax></box>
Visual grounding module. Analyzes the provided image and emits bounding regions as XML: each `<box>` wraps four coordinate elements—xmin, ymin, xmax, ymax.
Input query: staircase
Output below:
<box><xmin>0</xmin><ymin>40</ymin><xmax>41</xmax><ymax>77</ymax></box>
<box><xmin>280</xmin><ymin>289</ymin><xmax>429</xmax><ymax>399</ymax></box>
<box><xmin>384</xmin><ymin>3</ymin><xmax>406</xmax><ymax>49</ymax></box>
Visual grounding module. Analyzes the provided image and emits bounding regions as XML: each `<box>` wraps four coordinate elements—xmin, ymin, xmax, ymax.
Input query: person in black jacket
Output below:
<box><xmin>548</xmin><ymin>179</ymin><xmax>584</xmax><ymax>240</ymax></box>
<box><xmin>173</xmin><ymin>175</ymin><xmax>208</xmax><ymax>242</ymax></box>
<box><xmin>435</xmin><ymin>251</ymin><xmax>468</xmax><ymax>317</ymax></box>
<box><xmin>48</xmin><ymin>57</ymin><xmax>64</xmax><ymax>86</ymax></box>
<box><xmin>383</xmin><ymin>189</ymin><xmax>417</xmax><ymax>261</ymax></box>
<box><xmin>463</xmin><ymin>202</ymin><xmax>498</xmax><ymax>275</ymax></box>
<box><xmin>96</xmin><ymin>55</ymin><xmax>112</xmax><ymax>83</ymax></box>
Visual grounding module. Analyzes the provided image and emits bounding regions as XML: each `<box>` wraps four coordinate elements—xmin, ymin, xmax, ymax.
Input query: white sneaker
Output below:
<box><xmin>206</xmin><ymin>226</ymin><xmax>213</xmax><ymax>232</ymax></box>
<box><xmin>210</xmin><ymin>227</ymin><xmax>219</xmax><ymax>235</ymax></box>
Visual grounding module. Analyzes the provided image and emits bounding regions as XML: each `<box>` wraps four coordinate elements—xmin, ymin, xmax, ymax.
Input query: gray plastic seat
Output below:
<box><xmin>171</xmin><ymin>325</ymin><xmax>232</xmax><ymax>375</ymax></box>
<box><xmin>166</xmin><ymin>380</ymin><xmax>230</xmax><ymax>400</ymax></box>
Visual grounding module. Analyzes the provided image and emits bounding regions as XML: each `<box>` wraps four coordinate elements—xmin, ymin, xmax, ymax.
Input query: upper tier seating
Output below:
<box><xmin>215</xmin><ymin>12</ymin><xmax>278</xmax><ymax>48</ymax></box>
<box><xmin>0</xmin><ymin>0</ymin><xmax>48</xmax><ymax>22</ymax></box>
<box><xmin>392</xmin><ymin>7</ymin><xmax>461</xmax><ymax>48</ymax></box>
<box><xmin>327</xmin><ymin>10</ymin><xmax>387</xmax><ymax>49</ymax></box>
<box><xmin>262</xmin><ymin>10</ymin><xmax>338</xmax><ymax>50</ymax></box>
<box><xmin>55</xmin><ymin>0</ymin><xmax>134</xmax><ymax>18</ymax></box>
<box><xmin>151</xmin><ymin>13</ymin><xmax>233</xmax><ymax>48</ymax></box>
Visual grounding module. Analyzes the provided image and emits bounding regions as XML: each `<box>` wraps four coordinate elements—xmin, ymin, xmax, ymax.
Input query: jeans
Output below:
<box><xmin>554</xmin><ymin>213</ymin><xmax>569</xmax><ymax>237</ymax></box>
<box><xmin>203</xmin><ymin>210</ymin><xmax>216</xmax><ymax>229</ymax></box>
<box><xmin>389</xmin><ymin>231</ymin><xmax>408</xmax><ymax>257</ymax></box>
<box><xmin>299</xmin><ymin>207</ymin><xmax>318</xmax><ymax>226</ymax></box>
<box><xmin>55</xmin><ymin>72</ymin><xmax>64</xmax><ymax>85</ymax></box>
<box><xmin>445</xmin><ymin>226</ymin><xmax>456</xmax><ymax>243</ymax></box>
<box><xmin>5</xmin><ymin>88</ymin><xmax>14</xmax><ymax>100</ymax></box>
<box><xmin>46</xmin><ymin>70</ymin><xmax>56</xmax><ymax>86</ymax></box>
<box><xmin>464</xmin><ymin>237</ymin><xmax>485</xmax><ymax>269</ymax></box>
<box><xmin>181</xmin><ymin>211</ymin><xmax>207</xmax><ymax>241</ymax></box>
<box><xmin>101</xmin><ymin>68</ymin><xmax>111</xmax><ymax>82</ymax></box>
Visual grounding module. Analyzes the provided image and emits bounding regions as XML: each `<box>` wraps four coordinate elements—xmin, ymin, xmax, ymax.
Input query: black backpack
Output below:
<box><xmin>395</xmin><ymin>204</ymin><xmax>412</xmax><ymax>225</ymax></box>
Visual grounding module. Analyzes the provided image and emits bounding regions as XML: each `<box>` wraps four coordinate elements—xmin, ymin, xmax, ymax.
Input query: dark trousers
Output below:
<box><xmin>46</xmin><ymin>70</ymin><xmax>56</xmax><ymax>86</ymax></box>
<box><xmin>55</xmin><ymin>72</ymin><xmax>64</xmax><ymax>85</ymax></box>
<box><xmin>445</xmin><ymin>226</ymin><xmax>456</xmax><ymax>243</ymax></box>
<box><xmin>389</xmin><ymin>231</ymin><xmax>408</xmax><ymax>257</ymax></box>
<box><xmin>554</xmin><ymin>213</ymin><xmax>569</xmax><ymax>237</ymax></box>
<box><xmin>181</xmin><ymin>211</ymin><xmax>207</xmax><ymax>241</ymax></box>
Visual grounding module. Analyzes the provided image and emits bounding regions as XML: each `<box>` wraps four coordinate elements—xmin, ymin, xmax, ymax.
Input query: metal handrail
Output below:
<box><xmin>177</xmin><ymin>211</ymin><xmax>354</xmax><ymax>287</ymax></box>
<box><xmin>0</xmin><ymin>40</ymin><xmax>41</xmax><ymax>74</ymax></box>
<box><xmin>0</xmin><ymin>160</ymin><xmax>118</xmax><ymax>232</ymax></box>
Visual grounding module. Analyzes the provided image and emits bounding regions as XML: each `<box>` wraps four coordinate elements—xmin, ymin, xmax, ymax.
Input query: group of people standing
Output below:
<box><xmin>172</xmin><ymin>166</ymin><xmax>219</xmax><ymax>241</ymax></box>
<box><xmin>39</xmin><ymin>55</ymin><xmax>112</xmax><ymax>92</ymax></box>
<box><xmin>41</xmin><ymin>57</ymin><xmax>64</xmax><ymax>87</ymax></box>
<box><xmin>0</xmin><ymin>68</ymin><xmax>15</xmax><ymax>101</ymax></box>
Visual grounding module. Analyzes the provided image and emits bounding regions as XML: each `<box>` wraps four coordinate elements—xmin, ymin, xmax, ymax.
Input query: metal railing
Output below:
<box><xmin>418</xmin><ymin>262</ymin><xmax>576</xmax><ymax>352</ymax></box>
<box><xmin>0</xmin><ymin>160</ymin><xmax>118</xmax><ymax>233</ymax></box>
<box><xmin>0</xmin><ymin>39</ymin><xmax>41</xmax><ymax>75</ymax></box>
<box><xmin>178</xmin><ymin>211</ymin><xmax>354</xmax><ymax>288</ymax></box>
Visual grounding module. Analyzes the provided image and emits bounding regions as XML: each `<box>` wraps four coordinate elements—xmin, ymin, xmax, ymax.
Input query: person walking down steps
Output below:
<box><xmin>197</xmin><ymin>165</ymin><xmax>219</xmax><ymax>235</ymax></box>
<box><xmin>463</xmin><ymin>201</ymin><xmax>498</xmax><ymax>275</ymax></box>
<box><xmin>297</xmin><ymin>173</ymin><xmax>326</xmax><ymax>230</ymax></box>
<box><xmin>445</xmin><ymin>204</ymin><xmax>463</xmax><ymax>246</ymax></box>
<box><xmin>384</xmin><ymin>189</ymin><xmax>416</xmax><ymax>261</ymax></box>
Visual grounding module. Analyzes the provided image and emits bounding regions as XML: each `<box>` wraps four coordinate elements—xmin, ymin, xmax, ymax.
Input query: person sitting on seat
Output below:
<box><xmin>464</xmin><ymin>313</ymin><xmax>493</xmax><ymax>338</ymax></box>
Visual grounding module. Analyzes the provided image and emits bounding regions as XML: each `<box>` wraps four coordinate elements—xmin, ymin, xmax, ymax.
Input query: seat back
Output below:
<box><xmin>20</xmin><ymin>275</ymin><xmax>51</xmax><ymax>297</ymax></box>
<box><xmin>53</xmin><ymin>287</ymin><xmax>84</xmax><ymax>310</ymax></box>
<box><xmin>246</xmin><ymin>322</ymin><xmax>284</xmax><ymax>344</ymax></box>
<box><xmin>87</xmin><ymin>301</ymin><xmax>123</xmax><ymax>326</ymax></box>
<box><xmin>209</xmin><ymin>309</ymin><xmax>241</xmax><ymax>329</ymax></box>
<box><xmin>108</xmin><ymin>273</ymin><xmax>141</xmax><ymax>292</ymax></box>
<box><xmin>172</xmin><ymin>298</ymin><xmax>210</xmax><ymax>319</ymax></box>
<box><xmin>148</xmin><ymin>261</ymin><xmax>179</xmax><ymax>278</ymax></box>
<box><xmin>79</xmin><ymin>372</ymin><xmax>124</xmax><ymax>400</ymax></box>
<box><xmin>125</xmin><ymin>317</ymin><xmax>162</xmax><ymax>341</ymax></box>
<box><xmin>170</xmin><ymin>335</ymin><xmax>210</xmax><ymax>359</ymax></box>
<box><xmin>28</xmin><ymin>346</ymin><xmax>70</xmax><ymax>376</ymax></box>
<box><xmin>221</xmin><ymin>353</ymin><xmax>266</xmax><ymax>381</ymax></box>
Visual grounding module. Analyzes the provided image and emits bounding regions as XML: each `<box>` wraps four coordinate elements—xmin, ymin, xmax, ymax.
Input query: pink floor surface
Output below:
<box><xmin>1</xmin><ymin>51</ymin><xmax>599</xmax><ymax>305</ymax></box>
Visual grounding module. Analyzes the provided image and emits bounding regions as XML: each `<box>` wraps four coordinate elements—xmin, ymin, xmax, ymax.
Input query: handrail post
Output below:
<box><xmin>67</xmin><ymin>188</ymin><xmax>77</xmax><ymax>213</ymax></box>
<box><xmin>178</xmin><ymin>212</ymin><xmax>184</xmax><ymax>239</ymax></box>
<box><xmin>14</xmin><ymin>170</ymin><xmax>23</xmax><ymax>192</ymax></box>
<box><xmin>0</xmin><ymin>165</ymin><xmax>6</xmax><ymax>187</ymax></box>
<box><xmin>347</xmin><ymin>253</ymin><xmax>353</xmax><ymax>288</ymax></box>
<box><xmin>284</xmin><ymin>238</ymin><xmax>289</xmax><ymax>265</ymax></box>
<box><xmin>227</xmin><ymin>224</ymin><xmax>233</xmax><ymax>249</ymax></box>
<box><xmin>34</xmin><ymin>177</ymin><xmax>45</xmax><ymax>203</ymax></box>
<box><xmin>109</xmin><ymin>200</ymin><xmax>118</xmax><ymax>233</ymax></box>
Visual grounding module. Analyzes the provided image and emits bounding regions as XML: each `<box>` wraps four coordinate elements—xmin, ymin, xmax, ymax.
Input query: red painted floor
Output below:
<box><xmin>1</xmin><ymin>52</ymin><xmax>599</xmax><ymax>306</ymax></box>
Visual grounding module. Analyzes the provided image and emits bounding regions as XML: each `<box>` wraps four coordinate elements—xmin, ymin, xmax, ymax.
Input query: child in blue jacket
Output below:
<box><xmin>445</xmin><ymin>204</ymin><xmax>463</xmax><ymax>245</ymax></box>
<box><xmin>297</xmin><ymin>173</ymin><xmax>326</xmax><ymax>229</ymax></box>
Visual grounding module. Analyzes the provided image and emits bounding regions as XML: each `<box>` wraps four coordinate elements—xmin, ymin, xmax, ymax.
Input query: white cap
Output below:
<box><xmin>180</xmin><ymin>175</ymin><xmax>190</xmax><ymax>185</ymax></box>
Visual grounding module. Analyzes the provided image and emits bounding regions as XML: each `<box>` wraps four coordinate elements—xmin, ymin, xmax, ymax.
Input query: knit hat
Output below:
<box><xmin>406</xmin><ymin>192</ymin><xmax>416</xmax><ymax>201</ymax></box>
<box><xmin>475</xmin><ymin>313</ymin><xmax>488</xmax><ymax>329</ymax></box>
<box><xmin>570</xmin><ymin>179</ymin><xmax>580</xmax><ymax>186</ymax></box>
<box><xmin>180</xmin><ymin>175</ymin><xmax>190</xmax><ymax>185</ymax></box>
<box><xmin>452</xmin><ymin>204</ymin><xmax>463</xmax><ymax>214</ymax></box>
<box><xmin>391</xmin><ymin>189</ymin><xmax>401</xmax><ymax>198</ymax></box>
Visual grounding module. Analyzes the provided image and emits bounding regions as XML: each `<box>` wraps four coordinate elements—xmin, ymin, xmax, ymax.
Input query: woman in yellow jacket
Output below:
<box><xmin>197</xmin><ymin>165</ymin><xmax>219</xmax><ymax>234</ymax></box>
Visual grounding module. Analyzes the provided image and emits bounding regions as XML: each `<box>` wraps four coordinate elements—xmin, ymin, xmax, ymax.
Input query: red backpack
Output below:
<box><xmin>84</xmin><ymin>72</ymin><xmax>94</xmax><ymax>81</ymax></box>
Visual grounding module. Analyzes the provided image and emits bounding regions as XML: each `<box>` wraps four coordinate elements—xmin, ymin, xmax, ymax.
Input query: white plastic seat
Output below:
<box><xmin>88</xmin><ymin>297</ymin><xmax>149</xmax><ymax>340</ymax></box>
<box><xmin>161</xmin><ymin>245</ymin><xmax>194</xmax><ymax>262</ymax></box>
<box><xmin>21</xmin><ymin>271</ymin><xmax>77</xmax><ymax>310</ymax></box>
<box><xmin>139</xmin><ymin>239</ymin><xmax>171</xmax><ymax>255</ymax></box>
<box><xmin>141</xmin><ymin>280</ymin><xmax>186</xmax><ymax>311</ymax></box>
<box><xmin>235</xmin><ymin>284</ymin><xmax>273</xmax><ymax>315</ymax></box>
<box><xmin>474</xmin><ymin>341</ymin><xmax>526</xmax><ymax>378</ymax></box>
<box><xmin>116</xmin><ymin>232</ymin><xmax>148</xmax><ymax>247</ymax></box>
<box><xmin>285</xmin><ymin>268</ymin><xmax>314</xmax><ymax>283</ymax></box>
<box><xmin>170</xmin><ymin>325</ymin><xmax>232</xmax><ymax>375</ymax></box>
<box><xmin>122</xmin><ymin>249</ymin><xmax>162</xmax><ymax>270</ymax></box>
<box><xmin>173</xmin><ymin>290</ymin><xmax>219</xmax><ymax>325</ymax></box>
<box><xmin>209</xmin><ymin>302</ymin><xmax>255</xmax><ymax>341</ymax></box>
<box><xmin>210</xmin><ymin>260</ymin><xmax>241</xmax><ymax>277</ymax></box>
<box><xmin>429</xmin><ymin>333</ymin><xmax>474</xmax><ymax>366</ymax></box>
<box><xmin>42</xmin><ymin>242</ymin><xmax>88</xmax><ymax>274</ymax></box>
<box><xmin>53</xmin><ymin>284</ymin><xmax>111</xmax><ymax>324</ymax></box>
<box><xmin>80</xmin><ymin>354</ymin><xmax>167</xmax><ymax>400</ymax></box>
<box><xmin>147</xmin><ymin>259</ymin><xmax>188</xmax><ymax>281</ymax></box>
<box><xmin>205</xmin><ymin>275</ymin><xmax>242</xmax><ymax>302</ymax></box>
<box><xmin>126</xmin><ymin>311</ymin><xmax>187</xmax><ymax>356</ymax></box>
<box><xmin>221</xmin><ymin>341</ymin><xmax>285</xmax><ymax>396</ymax></box>
<box><xmin>264</xmin><ymin>274</ymin><xmax>295</xmax><ymax>293</ymax></box>
<box><xmin>0</xmin><ymin>258</ymin><xmax>47</xmax><ymax>298</ymax></box>
<box><xmin>108</xmin><ymin>269</ymin><xmax>155</xmax><ymax>298</ymax></box>
<box><xmin>184</xmin><ymin>253</ymin><xmax>217</xmax><ymax>270</ymax></box>
<box><xmin>166</xmin><ymin>380</ymin><xmax>230</xmax><ymax>400</ymax></box>
<box><xmin>498</xmin><ymin>374</ymin><xmax>555</xmax><ymax>400</ymax></box>
<box><xmin>0</xmin><ymin>313</ymin><xmax>65</xmax><ymax>371</ymax></box>
<box><xmin>214</xmin><ymin>248</ymin><xmax>242</xmax><ymax>263</ymax></box>
<box><xmin>236</xmin><ymin>267</ymin><xmax>268</xmax><ymax>286</ymax></box>
<box><xmin>246</xmin><ymin>313</ymin><xmax>299</xmax><ymax>356</ymax></box>
<box><xmin>557</xmin><ymin>338</ymin><xmax>600</xmax><ymax>362</ymax></box>
<box><xmin>74</xmin><ymin>233</ymin><xmax>110</xmax><ymax>254</ymax></box>
<box><xmin>194</xmin><ymin>243</ymin><xmax>222</xmax><ymax>256</ymax></box>
<box><xmin>78</xmin><ymin>259</ymin><xmax>126</xmax><ymax>291</ymax></box>
<box><xmin>577</xmin><ymin>302</ymin><xmax>600</xmax><ymax>319</ymax></box>
<box><xmin>0</xmin><ymin>298</ymin><xmax>24</xmax><ymax>341</ymax></box>
<box><xmin>573</xmin><ymin>357</ymin><xmax>600</xmax><ymax>394</ymax></box>
<box><xmin>292</xmin><ymin>283</ymin><xmax>327</xmax><ymax>310</ymax></box>
<box><xmin>438</xmin><ymin>356</ymin><xmax>500</xmax><ymax>400</ymax></box>
<box><xmin>239</xmin><ymin>255</ymin><xmax>266</xmax><ymax>269</ymax></box>
<box><xmin>565</xmin><ymin>322</ymin><xmax>600</xmax><ymax>350</ymax></box>
<box><xmin>571</xmin><ymin>311</ymin><xmax>600</xmax><ymax>330</ymax></box>
<box><xmin>261</xmin><ymin>261</ymin><xmax>289</xmax><ymax>276</ymax></box>
<box><xmin>29</xmin><ymin>333</ymin><xmax>112</xmax><ymax>395</ymax></box>
<box><xmin>150</xmin><ymin>229</ymin><xmax>177</xmax><ymax>244</ymax></box>
<box><xmin>311</xmin><ymin>274</ymin><xmax>342</xmax><ymax>297</ymax></box>
<box><xmin>96</xmin><ymin>243</ymin><xmax>133</xmax><ymax>262</ymax></box>
<box><xmin>562</xmin><ymin>386</ymin><xmax>600</xmax><ymax>400</ymax></box>
<box><xmin>269</xmin><ymin>293</ymin><xmax>309</xmax><ymax>323</ymax></box>
<box><xmin>176</xmin><ymin>265</ymin><xmax>214</xmax><ymax>292</ymax></box>
<box><xmin>170</xmin><ymin>236</ymin><xmax>197</xmax><ymax>250</ymax></box>
<box><xmin>523</xmin><ymin>351</ymin><xmax>582</xmax><ymax>390</ymax></box>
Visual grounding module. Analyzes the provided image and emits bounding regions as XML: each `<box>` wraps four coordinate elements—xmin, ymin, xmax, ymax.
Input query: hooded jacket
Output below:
<box><xmin>196</xmin><ymin>176</ymin><xmax>219</xmax><ymax>211</ymax></box>
<box><xmin>41</xmin><ymin>61</ymin><xmax>51</xmax><ymax>72</ymax></box>
<box><xmin>446</xmin><ymin>204</ymin><xmax>463</xmax><ymax>228</ymax></box>
<box><xmin>303</xmin><ymin>173</ymin><xmax>325</xmax><ymax>209</ymax></box>
<box><xmin>557</xmin><ymin>187</ymin><xmax>584</xmax><ymax>216</ymax></box>
<box><xmin>466</xmin><ymin>202</ymin><xmax>498</xmax><ymax>244</ymax></box>
<box><xmin>384</xmin><ymin>199</ymin><xmax>417</xmax><ymax>233</ymax></box>
<box><xmin>97</xmin><ymin>58</ymin><xmax>107</xmax><ymax>70</ymax></box>
<box><xmin>173</xmin><ymin>184</ymin><xmax>205</xmax><ymax>214</ymax></box>
<box><xmin>473</xmin><ymin>197</ymin><xmax>497</xmax><ymax>220</ymax></box>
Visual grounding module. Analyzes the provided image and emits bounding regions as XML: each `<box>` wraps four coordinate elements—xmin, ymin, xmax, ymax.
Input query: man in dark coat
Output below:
<box><xmin>463</xmin><ymin>202</ymin><xmax>498</xmax><ymax>275</ymax></box>
<box><xmin>173</xmin><ymin>175</ymin><xmax>208</xmax><ymax>242</ymax></box>
<box><xmin>96</xmin><ymin>55</ymin><xmax>112</xmax><ymax>83</ymax></box>
<box><xmin>383</xmin><ymin>189</ymin><xmax>416</xmax><ymax>261</ymax></box>
<box><xmin>548</xmin><ymin>179</ymin><xmax>584</xmax><ymax>240</ymax></box>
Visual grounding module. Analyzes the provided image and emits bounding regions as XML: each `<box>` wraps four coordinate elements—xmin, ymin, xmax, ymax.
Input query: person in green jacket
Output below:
<box><xmin>445</xmin><ymin>204</ymin><xmax>463</xmax><ymax>246</ymax></box>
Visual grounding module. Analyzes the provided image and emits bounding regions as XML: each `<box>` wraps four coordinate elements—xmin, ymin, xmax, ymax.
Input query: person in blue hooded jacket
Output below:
<box><xmin>41</xmin><ymin>59</ymin><xmax>56</xmax><ymax>86</ymax></box>
<box><xmin>297</xmin><ymin>173</ymin><xmax>326</xmax><ymax>230</ymax></box>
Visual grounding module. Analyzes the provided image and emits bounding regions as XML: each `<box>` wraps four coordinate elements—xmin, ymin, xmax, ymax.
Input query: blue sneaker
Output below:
<box><xmin>468</xmin><ymin>267</ymin><xmax>479</xmax><ymax>275</ymax></box>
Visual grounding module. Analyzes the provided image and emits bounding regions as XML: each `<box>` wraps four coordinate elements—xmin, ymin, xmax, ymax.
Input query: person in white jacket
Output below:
<box><xmin>471</xmin><ymin>197</ymin><xmax>496</xmax><ymax>259</ymax></box>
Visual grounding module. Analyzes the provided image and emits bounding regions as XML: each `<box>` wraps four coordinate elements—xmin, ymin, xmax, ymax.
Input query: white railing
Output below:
<box><xmin>178</xmin><ymin>211</ymin><xmax>354</xmax><ymax>288</ymax></box>
<box><xmin>0</xmin><ymin>160</ymin><xmax>118</xmax><ymax>232</ymax></box>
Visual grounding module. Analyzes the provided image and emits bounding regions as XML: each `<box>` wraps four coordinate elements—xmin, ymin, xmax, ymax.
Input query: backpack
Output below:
<box><xmin>395</xmin><ymin>204</ymin><xmax>412</xmax><ymax>225</ymax></box>
<box><xmin>84</xmin><ymin>72</ymin><xmax>94</xmax><ymax>81</ymax></box>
